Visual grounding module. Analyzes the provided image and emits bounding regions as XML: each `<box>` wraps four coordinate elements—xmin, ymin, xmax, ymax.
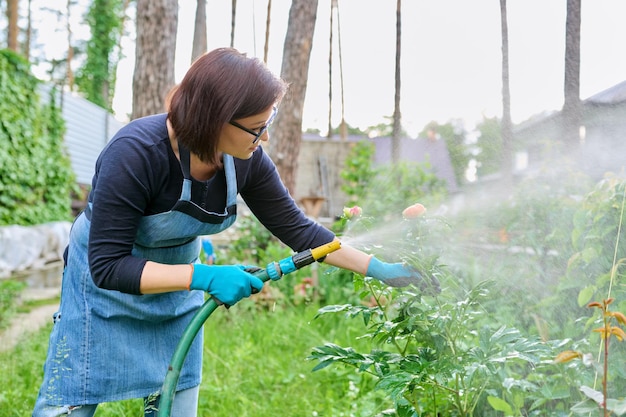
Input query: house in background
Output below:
<box><xmin>514</xmin><ymin>80</ymin><xmax>626</xmax><ymax>180</ymax></box>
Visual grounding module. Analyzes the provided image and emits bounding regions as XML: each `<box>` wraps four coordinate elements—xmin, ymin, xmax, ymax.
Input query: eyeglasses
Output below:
<box><xmin>229</xmin><ymin>107</ymin><xmax>278</xmax><ymax>144</ymax></box>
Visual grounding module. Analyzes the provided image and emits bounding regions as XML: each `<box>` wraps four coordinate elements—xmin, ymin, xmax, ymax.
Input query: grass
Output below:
<box><xmin>0</xmin><ymin>280</ymin><xmax>26</xmax><ymax>330</ymax></box>
<box><xmin>0</xmin><ymin>300</ymin><xmax>389</xmax><ymax>417</ymax></box>
<box><xmin>0</xmin><ymin>325</ymin><xmax>51</xmax><ymax>417</ymax></box>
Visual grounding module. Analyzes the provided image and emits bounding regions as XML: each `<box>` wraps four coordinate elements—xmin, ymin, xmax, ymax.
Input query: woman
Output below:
<box><xmin>33</xmin><ymin>47</ymin><xmax>430</xmax><ymax>417</ymax></box>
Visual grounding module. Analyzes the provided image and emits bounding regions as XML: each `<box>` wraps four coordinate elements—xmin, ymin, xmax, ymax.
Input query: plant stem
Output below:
<box><xmin>368</xmin><ymin>282</ymin><xmax>406</xmax><ymax>354</ymax></box>
<box><xmin>603</xmin><ymin>310</ymin><xmax>609</xmax><ymax>417</ymax></box>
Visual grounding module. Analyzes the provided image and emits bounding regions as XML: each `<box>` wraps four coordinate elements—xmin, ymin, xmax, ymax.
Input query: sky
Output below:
<box><xmin>32</xmin><ymin>1</ymin><xmax>626</xmax><ymax>138</ymax></box>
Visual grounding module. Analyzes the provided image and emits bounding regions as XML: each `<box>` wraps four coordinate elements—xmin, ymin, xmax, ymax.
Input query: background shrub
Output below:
<box><xmin>0</xmin><ymin>49</ymin><xmax>75</xmax><ymax>226</ymax></box>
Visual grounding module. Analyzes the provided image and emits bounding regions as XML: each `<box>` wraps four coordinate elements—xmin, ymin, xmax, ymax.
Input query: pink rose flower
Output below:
<box><xmin>343</xmin><ymin>205</ymin><xmax>362</xmax><ymax>219</ymax></box>
<box><xmin>402</xmin><ymin>203</ymin><xmax>426</xmax><ymax>219</ymax></box>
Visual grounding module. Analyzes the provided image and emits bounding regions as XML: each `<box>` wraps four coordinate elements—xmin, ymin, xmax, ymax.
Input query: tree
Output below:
<box><xmin>327</xmin><ymin>0</ymin><xmax>346</xmax><ymax>140</ymax></box>
<box><xmin>132</xmin><ymin>0</ymin><xmax>178</xmax><ymax>119</ymax></box>
<box><xmin>474</xmin><ymin>116</ymin><xmax>503</xmax><ymax>178</ymax></box>
<box><xmin>65</xmin><ymin>0</ymin><xmax>75</xmax><ymax>92</ymax></box>
<box><xmin>562</xmin><ymin>0</ymin><xmax>582</xmax><ymax>149</ymax></box>
<box><xmin>263</xmin><ymin>0</ymin><xmax>272</xmax><ymax>63</ymax></box>
<box><xmin>270</xmin><ymin>0</ymin><xmax>319</xmax><ymax>195</ymax></box>
<box><xmin>391</xmin><ymin>0</ymin><xmax>402</xmax><ymax>163</ymax></box>
<box><xmin>327</xmin><ymin>0</ymin><xmax>334</xmax><ymax>138</ymax></box>
<box><xmin>499</xmin><ymin>0</ymin><xmax>513</xmax><ymax>183</ymax></box>
<box><xmin>420</xmin><ymin>121</ymin><xmax>469</xmax><ymax>186</ymax></box>
<box><xmin>191</xmin><ymin>0</ymin><xmax>207</xmax><ymax>62</ymax></box>
<box><xmin>364</xmin><ymin>115</ymin><xmax>407</xmax><ymax>138</ymax></box>
<box><xmin>75</xmin><ymin>0</ymin><xmax>126</xmax><ymax>111</ymax></box>
<box><xmin>6</xmin><ymin>0</ymin><xmax>19</xmax><ymax>51</ymax></box>
<box><xmin>24</xmin><ymin>0</ymin><xmax>32</xmax><ymax>59</ymax></box>
<box><xmin>230</xmin><ymin>0</ymin><xmax>236</xmax><ymax>47</ymax></box>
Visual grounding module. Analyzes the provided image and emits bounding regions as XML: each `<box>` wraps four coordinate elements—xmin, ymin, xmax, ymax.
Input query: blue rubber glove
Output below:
<box><xmin>189</xmin><ymin>264</ymin><xmax>264</xmax><ymax>306</ymax></box>
<box><xmin>366</xmin><ymin>256</ymin><xmax>441</xmax><ymax>294</ymax></box>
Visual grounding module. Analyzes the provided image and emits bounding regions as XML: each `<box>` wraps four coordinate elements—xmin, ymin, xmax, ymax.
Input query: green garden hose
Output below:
<box><xmin>156</xmin><ymin>240</ymin><xmax>341</xmax><ymax>416</ymax></box>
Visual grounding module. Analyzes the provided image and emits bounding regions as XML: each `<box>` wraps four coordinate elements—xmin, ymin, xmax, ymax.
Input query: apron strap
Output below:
<box><xmin>178</xmin><ymin>144</ymin><xmax>192</xmax><ymax>180</ymax></box>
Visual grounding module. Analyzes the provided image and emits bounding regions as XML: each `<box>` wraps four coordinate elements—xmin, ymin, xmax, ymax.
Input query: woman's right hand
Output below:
<box><xmin>189</xmin><ymin>264</ymin><xmax>264</xmax><ymax>306</ymax></box>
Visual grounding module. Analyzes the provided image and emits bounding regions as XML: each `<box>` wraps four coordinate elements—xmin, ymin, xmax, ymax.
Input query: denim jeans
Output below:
<box><xmin>32</xmin><ymin>385</ymin><xmax>199</xmax><ymax>417</ymax></box>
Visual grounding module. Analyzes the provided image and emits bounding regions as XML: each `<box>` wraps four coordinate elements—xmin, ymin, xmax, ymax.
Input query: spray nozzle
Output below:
<box><xmin>264</xmin><ymin>240</ymin><xmax>341</xmax><ymax>280</ymax></box>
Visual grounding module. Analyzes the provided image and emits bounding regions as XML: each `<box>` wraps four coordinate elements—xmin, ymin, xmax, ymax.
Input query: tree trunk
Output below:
<box><xmin>66</xmin><ymin>0</ymin><xmax>74</xmax><ymax>91</ymax></box>
<box><xmin>7</xmin><ymin>0</ymin><xmax>19</xmax><ymax>51</ymax></box>
<box><xmin>499</xmin><ymin>0</ymin><xmax>513</xmax><ymax>183</ymax></box>
<box><xmin>327</xmin><ymin>0</ymin><xmax>334</xmax><ymax>139</ymax></box>
<box><xmin>271</xmin><ymin>0</ymin><xmax>318</xmax><ymax>196</ymax></box>
<box><xmin>562</xmin><ymin>0</ymin><xmax>582</xmax><ymax>149</ymax></box>
<box><xmin>263</xmin><ymin>0</ymin><xmax>271</xmax><ymax>63</ymax></box>
<box><xmin>230</xmin><ymin>0</ymin><xmax>237</xmax><ymax>47</ymax></box>
<box><xmin>132</xmin><ymin>0</ymin><xmax>178</xmax><ymax>119</ymax></box>
<box><xmin>191</xmin><ymin>0</ymin><xmax>207</xmax><ymax>62</ymax></box>
<box><xmin>25</xmin><ymin>0</ymin><xmax>32</xmax><ymax>59</ymax></box>
<box><xmin>391</xmin><ymin>0</ymin><xmax>402</xmax><ymax>163</ymax></box>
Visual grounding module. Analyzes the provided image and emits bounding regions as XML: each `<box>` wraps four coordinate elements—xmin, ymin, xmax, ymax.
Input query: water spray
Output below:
<box><xmin>156</xmin><ymin>240</ymin><xmax>342</xmax><ymax>417</ymax></box>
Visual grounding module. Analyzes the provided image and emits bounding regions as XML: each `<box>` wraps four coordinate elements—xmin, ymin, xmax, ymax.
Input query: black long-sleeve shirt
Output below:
<box><xmin>86</xmin><ymin>114</ymin><xmax>334</xmax><ymax>294</ymax></box>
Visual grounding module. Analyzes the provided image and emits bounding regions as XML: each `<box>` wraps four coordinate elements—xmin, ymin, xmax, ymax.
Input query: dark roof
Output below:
<box><xmin>515</xmin><ymin>79</ymin><xmax>626</xmax><ymax>134</ymax></box>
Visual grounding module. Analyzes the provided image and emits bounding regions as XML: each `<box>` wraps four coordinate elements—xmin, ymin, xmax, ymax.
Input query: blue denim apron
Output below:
<box><xmin>37</xmin><ymin>148</ymin><xmax>237</xmax><ymax>405</ymax></box>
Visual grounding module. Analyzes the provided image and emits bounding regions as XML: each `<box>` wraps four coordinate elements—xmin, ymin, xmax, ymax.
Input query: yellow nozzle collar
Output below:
<box><xmin>311</xmin><ymin>240</ymin><xmax>341</xmax><ymax>260</ymax></box>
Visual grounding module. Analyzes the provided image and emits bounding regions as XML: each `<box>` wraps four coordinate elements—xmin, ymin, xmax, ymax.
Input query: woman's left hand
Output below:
<box><xmin>366</xmin><ymin>256</ymin><xmax>440</xmax><ymax>295</ymax></box>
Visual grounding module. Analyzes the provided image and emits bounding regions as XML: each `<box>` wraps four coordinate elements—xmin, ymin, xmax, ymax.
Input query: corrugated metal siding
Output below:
<box><xmin>61</xmin><ymin>93</ymin><xmax>125</xmax><ymax>184</ymax></box>
<box><xmin>39</xmin><ymin>85</ymin><xmax>126</xmax><ymax>185</ymax></box>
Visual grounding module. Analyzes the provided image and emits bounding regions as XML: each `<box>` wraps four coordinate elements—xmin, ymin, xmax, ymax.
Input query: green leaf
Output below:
<box><xmin>570</xmin><ymin>399</ymin><xmax>602</xmax><ymax>414</ymax></box>
<box><xmin>487</xmin><ymin>396</ymin><xmax>513</xmax><ymax>414</ymax></box>
<box><xmin>577</xmin><ymin>286</ymin><xmax>596</xmax><ymax>307</ymax></box>
<box><xmin>315</xmin><ymin>304</ymin><xmax>351</xmax><ymax>317</ymax></box>
<box><xmin>607</xmin><ymin>398</ymin><xmax>626</xmax><ymax>416</ymax></box>
<box><xmin>0</xmin><ymin>50</ymin><xmax>73</xmax><ymax>225</ymax></box>
<box><xmin>580</xmin><ymin>385</ymin><xmax>603</xmax><ymax>405</ymax></box>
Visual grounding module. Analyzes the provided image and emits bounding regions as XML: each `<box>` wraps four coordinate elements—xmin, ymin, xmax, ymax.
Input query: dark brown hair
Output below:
<box><xmin>168</xmin><ymin>47</ymin><xmax>288</xmax><ymax>164</ymax></box>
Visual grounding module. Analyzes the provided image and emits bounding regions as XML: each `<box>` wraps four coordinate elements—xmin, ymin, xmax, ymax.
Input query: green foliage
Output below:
<box><xmin>445</xmin><ymin>160</ymin><xmax>594</xmax><ymax>339</ymax></box>
<box><xmin>198</xmin><ymin>303</ymin><xmax>389</xmax><ymax>416</ymax></box>
<box><xmin>551</xmin><ymin>175</ymin><xmax>626</xmax><ymax>412</ymax></box>
<box><xmin>363</xmin><ymin>115</ymin><xmax>410</xmax><ymax>138</ymax></box>
<box><xmin>340</xmin><ymin>140</ymin><xmax>377</xmax><ymax>207</ymax></box>
<box><xmin>75</xmin><ymin>0</ymin><xmax>126</xmax><ymax>111</ymax></box>
<box><xmin>474</xmin><ymin>116</ymin><xmax>503</xmax><ymax>177</ymax></box>
<box><xmin>0</xmin><ymin>326</ymin><xmax>51</xmax><ymax>416</ymax></box>
<box><xmin>311</xmin><ymin>159</ymin><xmax>626</xmax><ymax>415</ymax></box>
<box><xmin>555</xmin><ymin>298</ymin><xmax>626</xmax><ymax>416</ymax></box>
<box><xmin>360</xmin><ymin>161</ymin><xmax>447</xmax><ymax>222</ymax></box>
<box><xmin>0</xmin><ymin>280</ymin><xmax>26</xmax><ymax>330</ymax></box>
<box><xmin>337</xmin><ymin>139</ymin><xmax>447</xmax><ymax>228</ymax></box>
<box><xmin>568</xmin><ymin>175</ymin><xmax>626</xmax><ymax>309</ymax></box>
<box><xmin>310</xmin><ymin>281</ymin><xmax>579</xmax><ymax>416</ymax></box>
<box><xmin>0</xmin><ymin>49</ymin><xmax>76</xmax><ymax>225</ymax></box>
<box><xmin>329</xmin><ymin>121</ymin><xmax>371</xmax><ymax>137</ymax></box>
<box><xmin>420</xmin><ymin>120</ymin><xmax>470</xmax><ymax>187</ymax></box>
<box><xmin>217</xmin><ymin>211</ymin><xmax>278</xmax><ymax>265</ymax></box>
